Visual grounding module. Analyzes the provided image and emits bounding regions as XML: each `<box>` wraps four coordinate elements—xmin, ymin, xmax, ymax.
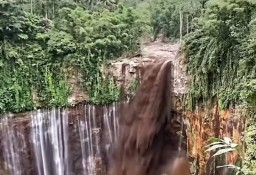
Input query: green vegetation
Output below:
<box><xmin>184</xmin><ymin>0</ymin><xmax>256</xmax><ymax>110</ymax></box>
<box><xmin>140</xmin><ymin>0</ymin><xmax>256</xmax><ymax>174</ymax></box>
<box><xmin>150</xmin><ymin>0</ymin><xmax>202</xmax><ymax>41</ymax></box>
<box><xmin>181</xmin><ymin>1</ymin><xmax>256</xmax><ymax>174</ymax></box>
<box><xmin>1</xmin><ymin>0</ymin><xmax>256</xmax><ymax>173</ymax></box>
<box><xmin>181</xmin><ymin>0</ymin><xmax>256</xmax><ymax>174</ymax></box>
<box><xmin>0</xmin><ymin>0</ymin><xmax>143</xmax><ymax>112</ymax></box>
<box><xmin>130</xmin><ymin>0</ymin><xmax>256</xmax><ymax>111</ymax></box>
<box><xmin>243</xmin><ymin>123</ymin><xmax>256</xmax><ymax>175</ymax></box>
<box><xmin>206</xmin><ymin>137</ymin><xmax>243</xmax><ymax>175</ymax></box>
<box><xmin>128</xmin><ymin>77</ymin><xmax>140</xmax><ymax>97</ymax></box>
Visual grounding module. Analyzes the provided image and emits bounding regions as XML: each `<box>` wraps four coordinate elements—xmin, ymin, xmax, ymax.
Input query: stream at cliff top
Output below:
<box><xmin>0</xmin><ymin>103</ymin><xmax>119</xmax><ymax>175</ymax></box>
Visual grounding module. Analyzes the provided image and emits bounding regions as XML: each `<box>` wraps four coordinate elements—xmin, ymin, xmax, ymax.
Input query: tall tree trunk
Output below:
<box><xmin>186</xmin><ymin>15</ymin><xmax>189</xmax><ymax>34</ymax></box>
<box><xmin>179</xmin><ymin>9</ymin><xmax>183</xmax><ymax>43</ymax></box>
<box><xmin>152</xmin><ymin>26</ymin><xmax>160</xmax><ymax>42</ymax></box>
<box><xmin>30</xmin><ymin>0</ymin><xmax>33</xmax><ymax>14</ymax></box>
<box><xmin>52</xmin><ymin>0</ymin><xmax>55</xmax><ymax>19</ymax></box>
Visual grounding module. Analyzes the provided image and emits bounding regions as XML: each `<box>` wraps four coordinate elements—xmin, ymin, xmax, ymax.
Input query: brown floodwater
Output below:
<box><xmin>108</xmin><ymin>60</ymin><xmax>191</xmax><ymax>175</ymax></box>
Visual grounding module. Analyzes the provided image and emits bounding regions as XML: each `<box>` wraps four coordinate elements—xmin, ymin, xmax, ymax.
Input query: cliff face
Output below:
<box><xmin>0</xmin><ymin>104</ymin><xmax>120</xmax><ymax>175</ymax></box>
<box><xmin>186</xmin><ymin>105</ymin><xmax>246</xmax><ymax>175</ymax></box>
<box><xmin>110</xmin><ymin>41</ymin><xmax>188</xmax><ymax>109</ymax></box>
<box><xmin>109</xmin><ymin>41</ymin><xmax>246</xmax><ymax>175</ymax></box>
<box><xmin>0</xmin><ymin>41</ymin><xmax>246</xmax><ymax>175</ymax></box>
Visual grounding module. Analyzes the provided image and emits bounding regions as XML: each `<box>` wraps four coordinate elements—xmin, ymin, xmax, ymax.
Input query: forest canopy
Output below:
<box><xmin>0</xmin><ymin>0</ymin><xmax>143</xmax><ymax>112</ymax></box>
<box><xmin>0</xmin><ymin>0</ymin><xmax>255</xmax><ymax>115</ymax></box>
<box><xmin>184</xmin><ymin>0</ymin><xmax>256</xmax><ymax>110</ymax></box>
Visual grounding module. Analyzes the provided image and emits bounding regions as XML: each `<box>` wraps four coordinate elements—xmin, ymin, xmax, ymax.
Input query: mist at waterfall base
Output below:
<box><xmin>0</xmin><ymin>60</ymin><xmax>190</xmax><ymax>175</ymax></box>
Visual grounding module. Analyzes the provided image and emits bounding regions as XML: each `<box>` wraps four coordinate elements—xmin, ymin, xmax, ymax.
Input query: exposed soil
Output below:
<box><xmin>141</xmin><ymin>40</ymin><xmax>188</xmax><ymax>96</ymax></box>
<box><xmin>110</xmin><ymin>40</ymin><xmax>188</xmax><ymax>111</ymax></box>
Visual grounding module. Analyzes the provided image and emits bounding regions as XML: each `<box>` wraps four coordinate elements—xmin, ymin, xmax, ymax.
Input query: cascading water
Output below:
<box><xmin>108</xmin><ymin>60</ymin><xmax>191</xmax><ymax>175</ymax></box>
<box><xmin>1</xmin><ymin>115</ymin><xmax>24</xmax><ymax>175</ymax></box>
<box><xmin>103</xmin><ymin>105</ymin><xmax>119</xmax><ymax>145</ymax></box>
<box><xmin>0</xmin><ymin>104</ymin><xmax>119</xmax><ymax>175</ymax></box>
<box><xmin>31</xmin><ymin>108</ymin><xmax>70</xmax><ymax>175</ymax></box>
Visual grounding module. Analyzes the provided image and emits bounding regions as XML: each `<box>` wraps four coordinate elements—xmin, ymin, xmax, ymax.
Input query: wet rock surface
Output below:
<box><xmin>186</xmin><ymin>105</ymin><xmax>246</xmax><ymax>175</ymax></box>
<box><xmin>0</xmin><ymin>40</ymin><xmax>246</xmax><ymax>175</ymax></box>
<box><xmin>0</xmin><ymin>104</ymin><xmax>119</xmax><ymax>175</ymax></box>
<box><xmin>110</xmin><ymin>40</ymin><xmax>188</xmax><ymax>107</ymax></box>
<box><xmin>109</xmin><ymin>60</ymin><xmax>190</xmax><ymax>175</ymax></box>
<box><xmin>110</xmin><ymin>41</ymin><xmax>245</xmax><ymax>175</ymax></box>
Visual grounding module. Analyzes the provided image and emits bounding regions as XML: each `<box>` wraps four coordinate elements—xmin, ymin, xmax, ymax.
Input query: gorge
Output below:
<box><xmin>0</xmin><ymin>41</ymin><xmax>190</xmax><ymax>175</ymax></box>
<box><xmin>0</xmin><ymin>41</ymin><xmax>245</xmax><ymax>175</ymax></box>
<box><xmin>0</xmin><ymin>0</ymin><xmax>255</xmax><ymax>174</ymax></box>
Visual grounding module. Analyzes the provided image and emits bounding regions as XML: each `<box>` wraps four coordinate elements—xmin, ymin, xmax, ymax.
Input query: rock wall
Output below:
<box><xmin>67</xmin><ymin>66</ymin><xmax>89</xmax><ymax>105</ymax></box>
<box><xmin>109</xmin><ymin>41</ymin><xmax>246</xmax><ymax>175</ymax></box>
<box><xmin>0</xmin><ymin>40</ymin><xmax>246</xmax><ymax>175</ymax></box>
<box><xmin>110</xmin><ymin>41</ymin><xmax>188</xmax><ymax>110</ymax></box>
<box><xmin>186</xmin><ymin>104</ymin><xmax>246</xmax><ymax>175</ymax></box>
<box><xmin>0</xmin><ymin>104</ymin><xmax>119</xmax><ymax>175</ymax></box>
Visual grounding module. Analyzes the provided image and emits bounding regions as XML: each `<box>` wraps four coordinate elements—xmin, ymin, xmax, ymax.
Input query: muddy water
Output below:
<box><xmin>0</xmin><ymin>59</ymin><xmax>191</xmax><ymax>175</ymax></box>
<box><xmin>109</xmin><ymin>60</ymin><xmax>191</xmax><ymax>175</ymax></box>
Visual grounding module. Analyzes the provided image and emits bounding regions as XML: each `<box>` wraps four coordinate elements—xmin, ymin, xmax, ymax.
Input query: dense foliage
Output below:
<box><xmin>0</xmin><ymin>0</ymin><xmax>143</xmax><ymax>113</ymax></box>
<box><xmin>184</xmin><ymin>0</ymin><xmax>256</xmax><ymax>110</ymax></box>
<box><xmin>243</xmin><ymin>121</ymin><xmax>256</xmax><ymax>175</ymax></box>
<box><xmin>1</xmin><ymin>0</ymin><xmax>256</xmax><ymax>173</ymax></box>
<box><xmin>149</xmin><ymin>0</ymin><xmax>205</xmax><ymax>40</ymax></box>
<box><xmin>183</xmin><ymin>0</ymin><xmax>256</xmax><ymax>174</ymax></box>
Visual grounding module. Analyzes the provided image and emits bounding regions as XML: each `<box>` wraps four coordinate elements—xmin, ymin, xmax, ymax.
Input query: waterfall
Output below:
<box><xmin>31</xmin><ymin>108</ymin><xmax>70</xmax><ymax>175</ymax></box>
<box><xmin>0</xmin><ymin>115</ymin><xmax>24</xmax><ymax>175</ymax></box>
<box><xmin>0</xmin><ymin>103</ymin><xmax>119</xmax><ymax>175</ymax></box>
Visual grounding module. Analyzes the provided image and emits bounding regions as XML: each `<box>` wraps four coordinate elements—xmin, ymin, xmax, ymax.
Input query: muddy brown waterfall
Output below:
<box><xmin>108</xmin><ymin>60</ymin><xmax>191</xmax><ymax>175</ymax></box>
